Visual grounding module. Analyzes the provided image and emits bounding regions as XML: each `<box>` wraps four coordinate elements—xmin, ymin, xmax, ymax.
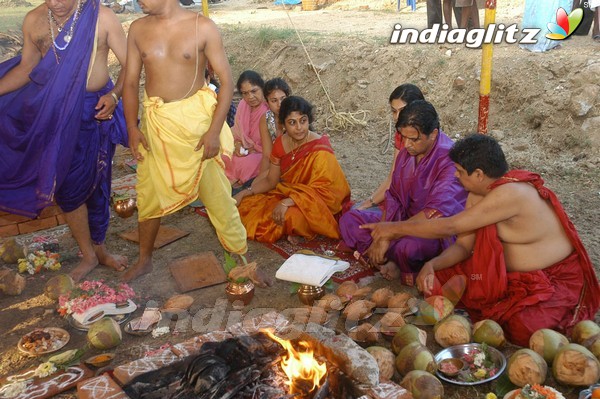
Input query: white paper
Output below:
<box><xmin>275</xmin><ymin>254</ymin><xmax>350</xmax><ymax>287</ymax></box>
<box><xmin>72</xmin><ymin>299</ymin><xmax>137</xmax><ymax>325</ymax></box>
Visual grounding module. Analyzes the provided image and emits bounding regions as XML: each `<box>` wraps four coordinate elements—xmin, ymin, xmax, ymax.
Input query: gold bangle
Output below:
<box><xmin>109</xmin><ymin>92</ymin><xmax>119</xmax><ymax>104</ymax></box>
<box><xmin>279</xmin><ymin>202</ymin><xmax>289</xmax><ymax>208</ymax></box>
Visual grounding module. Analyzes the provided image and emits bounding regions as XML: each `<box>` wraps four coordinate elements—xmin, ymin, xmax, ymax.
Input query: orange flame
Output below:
<box><xmin>264</xmin><ymin>330</ymin><xmax>327</xmax><ymax>394</ymax></box>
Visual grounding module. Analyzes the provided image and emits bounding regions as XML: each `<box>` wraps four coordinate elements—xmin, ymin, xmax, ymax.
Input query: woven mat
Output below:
<box><xmin>194</xmin><ymin>207</ymin><xmax>373</xmax><ymax>284</ymax></box>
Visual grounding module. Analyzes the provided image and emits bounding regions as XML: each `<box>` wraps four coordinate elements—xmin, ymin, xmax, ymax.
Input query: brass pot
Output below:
<box><xmin>225</xmin><ymin>281</ymin><xmax>255</xmax><ymax>306</ymax></box>
<box><xmin>297</xmin><ymin>284</ymin><xmax>325</xmax><ymax>305</ymax></box>
<box><xmin>113</xmin><ymin>198</ymin><xmax>137</xmax><ymax>218</ymax></box>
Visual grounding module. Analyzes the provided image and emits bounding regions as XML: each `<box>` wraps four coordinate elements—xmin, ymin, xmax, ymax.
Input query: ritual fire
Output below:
<box><xmin>264</xmin><ymin>330</ymin><xmax>327</xmax><ymax>397</ymax></box>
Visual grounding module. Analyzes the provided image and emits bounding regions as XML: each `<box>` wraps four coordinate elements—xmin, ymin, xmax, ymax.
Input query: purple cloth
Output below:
<box><xmin>339</xmin><ymin>131</ymin><xmax>467</xmax><ymax>284</ymax></box>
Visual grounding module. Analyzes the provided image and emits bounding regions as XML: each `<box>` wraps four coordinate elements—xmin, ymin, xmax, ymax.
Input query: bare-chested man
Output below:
<box><xmin>0</xmin><ymin>0</ymin><xmax>129</xmax><ymax>281</ymax></box>
<box><xmin>361</xmin><ymin>134</ymin><xmax>600</xmax><ymax>346</ymax></box>
<box><xmin>122</xmin><ymin>0</ymin><xmax>247</xmax><ymax>282</ymax></box>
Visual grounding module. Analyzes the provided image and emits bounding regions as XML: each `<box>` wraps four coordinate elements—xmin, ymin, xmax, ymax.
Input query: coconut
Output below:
<box><xmin>348</xmin><ymin>322</ymin><xmax>379</xmax><ymax>344</ymax></box>
<box><xmin>552</xmin><ymin>343</ymin><xmax>600</xmax><ymax>386</ymax></box>
<box><xmin>371</xmin><ymin>287</ymin><xmax>394</xmax><ymax>308</ymax></box>
<box><xmin>379</xmin><ymin>311</ymin><xmax>405</xmax><ymax>335</ymax></box>
<box><xmin>528</xmin><ymin>329</ymin><xmax>569</xmax><ymax>364</ymax></box>
<box><xmin>400</xmin><ymin>370</ymin><xmax>444</xmax><ymax>399</ymax></box>
<box><xmin>418</xmin><ymin>295</ymin><xmax>454</xmax><ymax>325</ymax></box>
<box><xmin>392</xmin><ymin>324</ymin><xmax>427</xmax><ymax>355</ymax></box>
<box><xmin>433</xmin><ymin>315</ymin><xmax>471</xmax><ymax>348</ymax></box>
<box><xmin>472</xmin><ymin>319</ymin><xmax>506</xmax><ymax>348</ymax></box>
<box><xmin>507</xmin><ymin>348</ymin><xmax>547</xmax><ymax>387</ymax></box>
<box><xmin>395</xmin><ymin>342</ymin><xmax>437</xmax><ymax>376</ymax></box>
<box><xmin>0</xmin><ymin>238</ymin><xmax>25</xmax><ymax>264</ymax></box>
<box><xmin>44</xmin><ymin>274</ymin><xmax>75</xmax><ymax>301</ymax></box>
<box><xmin>571</xmin><ymin>320</ymin><xmax>600</xmax><ymax>345</ymax></box>
<box><xmin>87</xmin><ymin>317</ymin><xmax>123</xmax><ymax>350</ymax></box>
<box><xmin>583</xmin><ymin>334</ymin><xmax>600</xmax><ymax>360</ymax></box>
<box><xmin>343</xmin><ymin>299</ymin><xmax>375</xmax><ymax>321</ymax></box>
<box><xmin>336</xmin><ymin>281</ymin><xmax>358</xmax><ymax>300</ymax></box>
<box><xmin>314</xmin><ymin>293</ymin><xmax>344</xmax><ymax>311</ymax></box>
<box><xmin>366</xmin><ymin>346</ymin><xmax>395</xmax><ymax>381</ymax></box>
<box><xmin>387</xmin><ymin>292</ymin><xmax>413</xmax><ymax>312</ymax></box>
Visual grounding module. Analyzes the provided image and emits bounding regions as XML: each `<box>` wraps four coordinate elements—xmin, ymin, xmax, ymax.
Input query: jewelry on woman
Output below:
<box><xmin>48</xmin><ymin>0</ymin><xmax>82</xmax><ymax>54</ymax></box>
<box><xmin>290</xmin><ymin>134</ymin><xmax>309</xmax><ymax>161</ymax></box>
<box><xmin>110</xmin><ymin>92</ymin><xmax>119</xmax><ymax>104</ymax></box>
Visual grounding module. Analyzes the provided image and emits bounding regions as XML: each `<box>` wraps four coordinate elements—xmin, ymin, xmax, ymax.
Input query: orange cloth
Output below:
<box><xmin>238</xmin><ymin>135</ymin><xmax>351</xmax><ymax>243</ymax></box>
<box><xmin>433</xmin><ymin>170</ymin><xmax>600</xmax><ymax>346</ymax></box>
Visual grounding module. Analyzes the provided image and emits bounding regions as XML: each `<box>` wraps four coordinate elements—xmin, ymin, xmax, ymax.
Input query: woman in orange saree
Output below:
<box><xmin>234</xmin><ymin>96</ymin><xmax>351</xmax><ymax>243</ymax></box>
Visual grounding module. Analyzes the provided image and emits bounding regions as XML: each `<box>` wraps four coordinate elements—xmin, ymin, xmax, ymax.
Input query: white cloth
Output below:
<box><xmin>590</xmin><ymin>0</ymin><xmax>600</xmax><ymax>10</ymax></box>
<box><xmin>276</xmin><ymin>254</ymin><xmax>350</xmax><ymax>287</ymax></box>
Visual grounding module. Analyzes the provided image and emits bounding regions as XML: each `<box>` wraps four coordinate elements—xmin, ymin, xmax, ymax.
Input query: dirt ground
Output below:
<box><xmin>0</xmin><ymin>0</ymin><xmax>599</xmax><ymax>398</ymax></box>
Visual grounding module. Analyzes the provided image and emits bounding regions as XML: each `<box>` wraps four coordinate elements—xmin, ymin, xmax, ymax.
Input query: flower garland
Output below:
<box><xmin>58</xmin><ymin>280</ymin><xmax>135</xmax><ymax>316</ymax></box>
<box><xmin>17</xmin><ymin>250</ymin><xmax>61</xmax><ymax>275</ymax></box>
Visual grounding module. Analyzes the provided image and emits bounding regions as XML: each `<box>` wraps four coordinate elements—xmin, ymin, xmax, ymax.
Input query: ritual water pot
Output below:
<box><xmin>225</xmin><ymin>280</ymin><xmax>255</xmax><ymax>306</ymax></box>
<box><xmin>113</xmin><ymin>198</ymin><xmax>137</xmax><ymax>218</ymax></box>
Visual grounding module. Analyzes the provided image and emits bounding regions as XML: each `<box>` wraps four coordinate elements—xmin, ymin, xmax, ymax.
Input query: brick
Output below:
<box><xmin>78</xmin><ymin>374</ymin><xmax>130</xmax><ymax>399</ymax></box>
<box><xmin>0</xmin><ymin>224</ymin><xmax>19</xmax><ymax>238</ymax></box>
<box><xmin>56</xmin><ymin>214</ymin><xmax>67</xmax><ymax>225</ymax></box>
<box><xmin>17</xmin><ymin>216</ymin><xmax>58</xmax><ymax>234</ymax></box>
<box><xmin>0</xmin><ymin>213</ymin><xmax>30</xmax><ymax>227</ymax></box>
<box><xmin>39</xmin><ymin>205</ymin><xmax>63</xmax><ymax>218</ymax></box>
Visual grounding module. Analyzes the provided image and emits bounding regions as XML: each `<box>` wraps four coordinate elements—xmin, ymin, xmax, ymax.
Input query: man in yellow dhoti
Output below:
<box><xmin>122</xmin><ymin>0</ymin><xmax>247</xmax><ymax>282</ymax></box>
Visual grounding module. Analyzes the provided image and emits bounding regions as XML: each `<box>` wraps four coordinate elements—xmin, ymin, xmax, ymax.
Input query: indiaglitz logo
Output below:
<box><xmin>545</xmin><ymin>7</ymin><xmax>583</xmax><ymax>40</ymax></box>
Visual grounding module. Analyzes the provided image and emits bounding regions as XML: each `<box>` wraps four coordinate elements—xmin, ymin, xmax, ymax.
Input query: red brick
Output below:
<box><xmin>0</xmin><ymin>224</ymin><xmax>19</xmax><ymax>237</ymax></box>
<box><xmin>39</xmin><ymin>205</ymin><xmax>63</xmax><ymax>218</ymax></box>
<box><xmin>56</xmin><ymin>214</ymin><xmax>67</xmax><ymax>225</ymax></box>
<box><xmin>0</xmin><ymin>213</ymin><xmax>30</xmax><ymax>227</ymax></box>
<box><xmin>17</xmin><ymin>216</ymin><xmax>58</xmax><ymax>234</ymax></box>
<box><xmin>78</xmin><ymin>374</ymin><xmax>129</xmax><ymax>399</ymax></box>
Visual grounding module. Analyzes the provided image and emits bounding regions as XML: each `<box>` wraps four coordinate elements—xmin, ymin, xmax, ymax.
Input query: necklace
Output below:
<box><xmin>48</xmin><ymin>0</ymin><xmax>83</xmax><ymax>52</ymax></box>
<box><xmin>290</xmin><ymin>134</ymin><xmax>309</xmax><ymax>161</ymax></box>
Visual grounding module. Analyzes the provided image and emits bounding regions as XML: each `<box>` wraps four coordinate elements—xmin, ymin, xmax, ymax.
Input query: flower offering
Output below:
<box><xmin>58</xmin><ymin>280</ymin><xmax>135</xmax><ymax>316</ymax></box>
<box><xmin>17</xmin><ymin>250</ymin><xmax>61</xmax><ymax>275</ymax></box>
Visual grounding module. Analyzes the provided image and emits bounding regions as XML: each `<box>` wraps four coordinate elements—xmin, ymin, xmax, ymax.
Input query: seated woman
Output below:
<box><xmin>234</xmin><ymin>96</ymin><xmax>351</xmax><ymax>243</ymax></box>
<box><xmin>222</xmin><ymin>70</ymin><xmax>269</xmax><ymax>188</ymax></box>
<box><xmin>258</xmin><ymin>78</ymin><xmax>291</xmax><ymax>174</ymax></box>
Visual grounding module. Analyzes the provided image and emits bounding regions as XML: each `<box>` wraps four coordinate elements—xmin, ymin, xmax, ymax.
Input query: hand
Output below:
<box><xmin>128</xmin><ymin>126</ymin><xmax>149</xmax><ymax>162</ymax></box>
<box><xmin>196</xmin><ymin>129</ymin><xmax>220</xmax><ymax>161</ymax></box>
<box><xmin>233</xmin><ymin>188</ymin><xmax>251</xmax><ymax>207</ymax></box>
<box><xmin>356</xmin><ymin>198</ymin><xmax>375</xmax><ymax>210</ymax></box>
<box><xmin>416</xmin><ymin>261</ymin><xmax>435</xmax><ymax>295</ymax></box>
<box><xmin>94</xmin><ymin>93</ymin><xmax>117</xmax><ymax>120</ymax></box>
<box><xmin>360</xmin><ymin>221</ymin><xmax>398</xmax><ymax>242</ymax></box>
<box><xmin>364</xmin><ymin>238</ymin><xmax>390</xmax><ymax>266</ymax></box>
<box><xmin>272</xmin><ymin>202</ymin><xmax>288</xmax><ymax>226</ymax></box>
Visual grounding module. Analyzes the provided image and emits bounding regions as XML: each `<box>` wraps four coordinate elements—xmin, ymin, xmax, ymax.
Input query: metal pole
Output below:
<box><xmin>477</xmin><ymin>0</ymin><xmax>496</xmax><ymax>134</ymax></box>
<box><xmin>203</xmin><ymin>0</ymin><xmax>210</xmax><ymax>17</ymax></box>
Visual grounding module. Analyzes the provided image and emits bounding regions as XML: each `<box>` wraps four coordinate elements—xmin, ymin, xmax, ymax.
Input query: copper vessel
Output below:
<box><xmin>297</xmin><ymin>284</ymin><xmax>325</xmax><ymax>305</ymax></box>
<box><xmin>113</xmin><ymin>198</ymin><xmax>137</xmax><ymax>218</ymax></box>
<box><xmin>225</xmin><ymin>280</ymin><xmax>255</xmax><ymax>306</ymax></box>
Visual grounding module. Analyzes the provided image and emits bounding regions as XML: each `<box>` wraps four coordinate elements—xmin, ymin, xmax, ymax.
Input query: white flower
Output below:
<box><xmin>34</xmin><ymin>362</ymin><xmax>57</xmax><ymax>378</ymax></box>
<box><xmin>151</xmin><ymin>326</ymin><xmax>170</xmax><ymax>338</ymax></box>
<box><xmin>474</xmin><ymin>352</ymin><xmax>486</xmax><ymax>368</ymax></box>
<box><xmin>0</xmin><ymin>381</ymin><xmax>29</xmax><ymax>398</ymax></box>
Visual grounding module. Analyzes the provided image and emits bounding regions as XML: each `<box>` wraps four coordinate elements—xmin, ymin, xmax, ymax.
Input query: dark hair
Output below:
<box><xmin>236</xmin><ymin>70</ymin><xmax>264</xmax><ymax>92</ymax></box>
<box><xmin>278</xmin><ymin>96</ymin><xmax>314</xmax><ymax>126</ymax></box>
<box><xmin>389</xmin><ymin>83</ymin><xmax>425</xmax><ymax>104</ymax></box>
<box><xmin>396</xmin><ymin>100</ymin><xmax>439</xmax><ymax>136</ymax></box>
<box><xmin>449</xmin><ymin>134</ymin><xmax>509</xmax><ymax>178</ymax></box>
<box><xmin>264</xmin><ymin>78</ymin><xmax>291</xmax><ymax>98</ymax></box>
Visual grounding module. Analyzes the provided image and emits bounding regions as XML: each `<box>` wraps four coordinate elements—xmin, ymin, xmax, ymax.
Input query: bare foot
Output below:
<box><xmin>95</xmin><ymin>245</ymin><xmax>128</xmax><ymax>272</ymax></box>
<box><xmin>377</xmin><ymin>261</ymin><xmax>401</xmax><ymax>281</ymax></box>
<box><xmin>121</xmin><ymin>258</ymin><xmax>153</xmax><ymax>282</ymax></box>
<box><xmin>70</xmin><ymin>256</ymin><xmax>100</xmax><ymax>282</ymax></box>
<box><xmin>287</xmin><ymin>235</ymin><xmax>305</xmax><ymax>245</ymax></box>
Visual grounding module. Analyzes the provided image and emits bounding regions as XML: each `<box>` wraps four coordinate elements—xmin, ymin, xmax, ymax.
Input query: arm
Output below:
<box><xmin>233</xmin><ymin>161</ymin><xmax>281</xmax><ymax>205</ymax></box>
<box><xmin>95</xmin><ymin>6</ymin><xmax>128</xmax><ymax>120</ymax></box>
<box><xmin>122</xmin><ymin>21</ymin><xmax>148</xmax><ymax>161</ymax></box>
<box><xmin>258</xmin><ymin>114</ymin><xmax>273</xmax><ymax>173</ymax></box>
<box><xmin>356</xmin><ymin>148</ymin><xmax>399</xmax><ymax>210</ymax></box>
<box><xmin>0</xmin><ymin>13</ymin><xmax>41</xmax><ymax>95</ymax></box>
<box><xmin>195</xmin><ymin>19</ymin><xmax>233</xmax><ymax>160</ymax></box>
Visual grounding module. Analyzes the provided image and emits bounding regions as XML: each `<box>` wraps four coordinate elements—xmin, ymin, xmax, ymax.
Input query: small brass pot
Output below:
<box><xmin>113</xmin><ymin>198</ymin><xmax>137</xmax><ymax>218</ymax></box>
<box><xmin>297</xmin><ymin>284</ymin><xmax>325</xmax><ymax>305</ymax></box>
<box><xmin>225</xmin><ymin>281</ymin><xmax>255</xmax><ymax>306</ymax></box>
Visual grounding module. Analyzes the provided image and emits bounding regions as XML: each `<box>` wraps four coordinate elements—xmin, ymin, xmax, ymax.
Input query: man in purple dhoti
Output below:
<box><xmin>0</xmin><ymin>0</ymin><xmax>129</xmax><ymax>281</ymax></box>
<box><xmin>339</xmin><ymin>100</ymin><xmax>467</xmax><ymax>285</ymax></box>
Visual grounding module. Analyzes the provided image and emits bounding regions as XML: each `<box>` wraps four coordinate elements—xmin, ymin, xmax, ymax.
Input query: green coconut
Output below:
<box><xmin>433</xmin><ymin>314</ymin><xmax>471</xmax><ymax>348</ymax></box>
<box><xmin>571</xmin><ymin>320</ymin><xmax>600</xmax><ymax>345</ymax></box>
<box><xmin>392</xmin><ymin>324</ymin><xmax>427</xmax><ymax>355</ymax></box>
<box><xmin>395</xmin><ymin>342</ymin><xmax>437</xmax><ymax>376</ymax></box>
<box><xmin>583</xmin><ymin>334</ymin><xmax>600</xmax><ymax>360</ymax></box>
<box><xmin>507</xmin><ymin>348</ymin><xmax>547</xmax><ymax>387</ymax></box>
<box><xmin>528</xmin><ymin>329</ymin><xmax>569</xmax><ymax>364</ymax></box>
<box><xmin>366</xmin><ymin>346</ymin><xmax>395</xmax><ymax>381</ymax></box>
<box><xmin>400</xmin><ymin>370</ymin><xmax>444</xmax><ymax>399</ymax></box>
<box><xmin>472</xmin><ymin>319</ymin><xmax>506</xmax><ymax>348</ymax></box>
<box><xmin>87</xmin><ymin>317</ymin><xmax>123</xmax><ymax>350</ymax></box>
<box><xmin>44</xmin><ymin>274</ymin><xmax>75</xmax><ymax>301</ymax></box>
<box><xmin>552</xmin><ymin>343</ymin><xmax>600</xmax><ymax>386</ymax></box>
<box><xmin>418</xmin><ymin>295</ymin><xmax>454</xmax><ymax>325</ymax></box>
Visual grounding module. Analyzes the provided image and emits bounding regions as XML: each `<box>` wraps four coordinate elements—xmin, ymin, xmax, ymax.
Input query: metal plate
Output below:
<box><xmin>18</xmin><ymin>327</ymin><xmax>70</xmax><ymax>356</ymax></box>
<box><xmin>434</xmin><ymin>343</ymin><xmax>506</xmax><ymax>386</ymax></box>
<box><xmin>67</xmin><ymin>313</ymin><xmax>133</xmax><ymax>331</ymax></box>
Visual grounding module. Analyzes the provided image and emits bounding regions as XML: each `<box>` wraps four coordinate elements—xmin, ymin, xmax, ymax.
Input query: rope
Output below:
<box><xmin>285</xmin><ymin>11</ymin><xmax>369</xmax><ymax>132</ymax></box>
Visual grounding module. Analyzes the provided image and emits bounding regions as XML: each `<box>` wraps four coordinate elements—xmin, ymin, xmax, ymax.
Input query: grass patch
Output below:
<box><xmin>0</xmin><ymin>1</ymin><xmax>42</xmax><ymax>32</ymax></box>
<box><xmin>255</xmin><ymin>26</ymin><xmax>295</xmax><ymax>47</ymax></box>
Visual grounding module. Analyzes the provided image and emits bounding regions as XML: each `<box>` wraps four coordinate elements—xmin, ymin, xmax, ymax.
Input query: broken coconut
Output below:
<box><xmin>87</xmin><ymin>317</ymin><xmax>123</xmax><ymax>350</ymax></box>
<box><xmin>529</xmin><ymin>328</ymin><xmax>569</xmax><ymax>364</ymax></box>
<box><xmin>433</xmin><ymin>314</ymin><xmax>471</xmax><ymax>348</ymax></box>
<box><xmin>400</xmin><ymin>370</ymin><xmax>444</xmax><ymax>399</ymax></box>
<box><xmin>379</xmin><ymin>311</ymin><xmax>406</xmax><ymax>335</ymax></box>
<box><xmin>507</xmin><ymin>348</ymin><xmax>547</xmax><ymax>387</ymax></box>
<box><xmin>44</xmin><ymin>274</ymin><xmax>75</xmax><ymax>301</ymax></box>
<box><xmin>0</xmin><ymin>267</ymin><xmax>26</xmax><ymax>296</ymax></box>
<box><xmin>418</xmin><ymin>295</ymin><xmax>454</xmax><ymax>325</ymax></box>
<box><xmin>336</xmin><ymin>281</ymin><xmax>358</xmax><ymax>301</ymax></box>
<box><xmin>387</xmin><ymin>292</ymin><xmax>413</xmax><ymax>312</ymax></box>
<box><xmin>552</xmin><ymin>343</ymin><xmax>600</xmax><ymax>386</ymax></box>
<box><xmin>343</xmin><ymin>299</ymin><xmax>375</xmax><ymax>321</ymax></box>
<box><xmin>392</xmin><ymin>324</ymin><xmax>427</xmax><ymax>355</ymax></box>
<box><xmin>314</xmin><ymin>293</ymin><xmax>344</xmax><ymax>311</ymax></box>
<box><xmin>395</xmin><ymin>341</ymin><xmax>437</xmax><ymax>376</ymax></box>
<box><xmin>0</xmin><ymin>238</ymin><xmax>25</xmax><ymax>264</ymax></box>
<box><xmin>366</xmin><ymin>346</ymin><xmax>395</xmax><ymax>381</ymax></box>
<box><xmin>472</xmin><ymin>319</ymin><xmax>506</xmax><ymax>348</ymax></box>
<box><xmin>571</xmin><ymin>320</ymin><xmax>600</xmax><ymax>345</ymax></box>
<box><xmin>348</xmin><ymin>322</ymin><xmax>379</xmax><ymax>344</ymax></box>
<box><xmin>370</xmin><ymin>287</ymin><xmax>394</xmax><ymax>308</ymax></box>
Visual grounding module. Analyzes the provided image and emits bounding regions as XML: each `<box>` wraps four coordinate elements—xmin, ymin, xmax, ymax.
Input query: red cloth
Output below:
<box><xmin>433</xmin><ymin>170</ymin><xmax>600</xmax><ymax>346</ymax></box>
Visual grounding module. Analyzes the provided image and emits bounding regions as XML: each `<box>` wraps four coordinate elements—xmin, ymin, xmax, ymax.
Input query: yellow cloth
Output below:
<box><xmin>136</xmin><ymin>88</ymin><xmax>246</xmax><ymax>254</ymax></box>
